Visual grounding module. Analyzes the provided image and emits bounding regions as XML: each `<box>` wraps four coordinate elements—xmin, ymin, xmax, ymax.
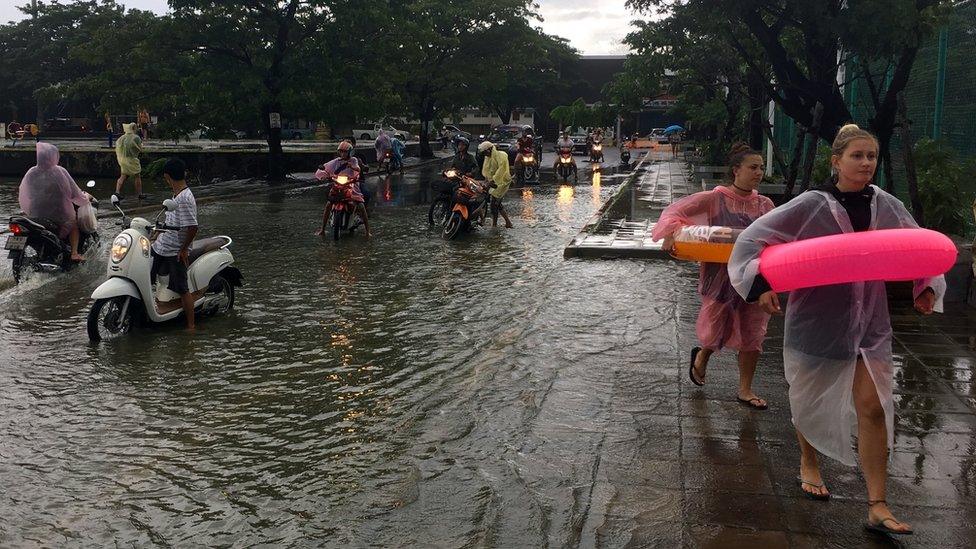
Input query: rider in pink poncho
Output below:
<box><xmin>728</xmin><ymin>125</ymin><xmax>943</xmax><ymax>535</ymax></box>
<box><xmin>18</xmin><ymin>143</ymin><xmax>91</xmax><ymax>261</ymax></box>
<box><xmin>374</xmin><ymin>129</ymin><xmax>392</xmax><ymax>166</ymax></box>
<box><xmin>314</xmin><ymin>140</ymin><xmax>371</xmax><ymax>237</ymax></box>
<box><xmin>651</xmin><ymin>143</ymin><xmax>774</xmax><ymax>409</ymax></box>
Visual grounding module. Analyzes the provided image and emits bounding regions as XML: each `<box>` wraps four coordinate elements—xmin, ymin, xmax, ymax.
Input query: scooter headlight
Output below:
<box><xmin>139</xmin><ymin>236</ymin><xmax>151</xmax><ymax>257</ymax></box>
<box><xmin>111</xmin><ymin>234</ymin><xmax>132</xmax><ymax>263</ymax></box>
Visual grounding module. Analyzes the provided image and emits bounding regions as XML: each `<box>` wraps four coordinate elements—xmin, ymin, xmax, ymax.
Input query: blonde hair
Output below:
<box><xmin>831</xmin><ymin>123</ymin><xmax>878</xmax><ymax>157</ymax></box>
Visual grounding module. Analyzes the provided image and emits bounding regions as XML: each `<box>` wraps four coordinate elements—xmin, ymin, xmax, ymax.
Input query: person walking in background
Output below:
<box><xmin>105</xmin><ymin>113</ymin><xmax>116</xmax><ymax>148</ymax></box>
<box><xmin>651</xmin><ymin>143</ymin><xmax>775</xmax><ymax>410</ymax></box>
<box><xmin>668</xmin><ymin>131</ymin><xmax>682</xmax><ymax>158</ymax></box>
<box><xmin>728</xmin><ymin>124</ymin><xmax>945</xmax><ymax>535</ymax></box>
<box><xmin>115</xmin><ymin>123</ymin><xmax>145</xmax><ymax>200</ymax></box>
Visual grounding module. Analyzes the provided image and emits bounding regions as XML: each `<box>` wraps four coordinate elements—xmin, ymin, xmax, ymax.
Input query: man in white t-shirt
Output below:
<box><xmin>151</xmin><ymin>158</ymin><xmax>199</xmax><ymax>330</ymax></box>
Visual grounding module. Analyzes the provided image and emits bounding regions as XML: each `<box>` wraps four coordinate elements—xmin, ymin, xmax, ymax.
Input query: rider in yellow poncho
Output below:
<box><xmin>479</xmin><ymin>141</ymin><xmax>514</xmax><ymax>228</ymax></box>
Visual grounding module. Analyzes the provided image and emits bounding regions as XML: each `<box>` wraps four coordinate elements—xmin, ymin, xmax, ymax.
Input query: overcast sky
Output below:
<box><xmin>1</xmin><ymin>0</ymin><xmax>637</xmax><ymax>55</ymax></box>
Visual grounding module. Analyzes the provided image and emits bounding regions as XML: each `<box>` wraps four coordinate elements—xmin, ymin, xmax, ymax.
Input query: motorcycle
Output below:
<box><xmin>379</xmin><ymin>149</ymin><xmax>401</xmax><ymax>175</ymax></box>
<box><xmin>555</xmin><ymin>148</ymin><xmax>578</xmax><ymax>182</ymax></box>
<box><xmin>429</xmin><ymin>168</ymin><xmax>461</xmax><ymax>226</ymax></box>
<box><xmin>620</xmin><ymin>147</ymin><xmax>631</xmax><ymax>166</ymax></box>
<box><xmin>327</xmin><ymin>173</ymin><xmax>366</xmax><ymax>240</ymax></box>
<box><xmin>590</xmin><ymin>142</ymin><xmax>604</xmax><ymax>164</ymax></box>
<box><xmin>517</xmin><ymin>147</ymin><xmax>539</xmax><ymax>185</ymax></box>
<box><xmin>87</xmin><ymin>195</ymin><xmax>242</xmax><ymax>342</ymax></box>
<box><xmin>6</xmin><ymin>181</ymin><xmax>99</xmax><ymax>283</ymax></box>
<box><xmin>442</xmin><ymin>177</ymin><xmax>490</xmax><ymax>240</ymax></box>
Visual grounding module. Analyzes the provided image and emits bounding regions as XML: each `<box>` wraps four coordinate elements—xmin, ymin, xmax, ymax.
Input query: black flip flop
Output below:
<box><xmin>796</xmin><ymin>478</ymin><xmax>830</xmax><ymax>501</ymax></box>
<box><xmin>689</xmin><ymin>347</ymin><xmax>704</xmax><ymax>386</ymax></box>
<box><xmin>737</xmin><ymin>396</ymin><xmax>769</xmax><ymax>410</ymax></box>
<box><xmin>865</xmin><ymin>518</ymin><xmax>914</xmax><ymax>536</ymax></box>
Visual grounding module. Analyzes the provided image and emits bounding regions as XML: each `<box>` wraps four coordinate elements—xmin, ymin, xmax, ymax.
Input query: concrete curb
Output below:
<box><xmin>563</xmin><ymin>151</ymin><xmax>654</xmax><ymax>259</ymax></box>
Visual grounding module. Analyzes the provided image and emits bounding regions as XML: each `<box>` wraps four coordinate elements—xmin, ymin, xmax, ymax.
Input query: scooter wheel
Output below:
<box><xmin>443</xmin><ymin>212</ymin><xmax>462</xmax><ymax>240</ymax></box>
<box><xmin>87</xmin><ymin>296</ymin><xmax>138</xmax><ymax>342</ymax></box>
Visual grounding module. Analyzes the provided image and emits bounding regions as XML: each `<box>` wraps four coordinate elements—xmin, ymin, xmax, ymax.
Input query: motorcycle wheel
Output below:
<box><xmin>87</xmin><ymin>296</ymin><xmax>138</xmax><ymax>342</ymax></box>
<box><xmin>428</xmin><ymin>198</ymin><xmax>450</xmax><ymax>225</ymax></box>
<box><xmin>204</xmin><ymin>274</ymin><xmax>235</xmax><ymax>315</ymax></box>
<box><xmin>443</xmin><ymin>212</ymin><xmax>463</xmax><ymax>240</ymax></box>
<box><xmin>524</xmin><ymin>166</ymin><xmax>536</xmax><ymax>182</ymax></box>
<box><xmin>10</xmin><ymin>250</ymin><xmax>24</xmax><ymax>284</ymax></box>
<box><xmin>332</xmin><ymin>209</ymin><xmax>348</xmax><ymax>241</ymax></box>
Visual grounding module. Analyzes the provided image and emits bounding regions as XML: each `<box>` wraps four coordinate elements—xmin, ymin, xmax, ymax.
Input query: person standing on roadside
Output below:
<box><xmin>115</xmin><ymin>123</ymin><xmax>145</xmax><ymax>200</ymax></box>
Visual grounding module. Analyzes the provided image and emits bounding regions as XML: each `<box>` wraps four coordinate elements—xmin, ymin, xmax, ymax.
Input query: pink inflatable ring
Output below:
<box><xmin>759</xmin><ymin>228</ymin><xmax>956</xmax><ymax>292</ymax></box>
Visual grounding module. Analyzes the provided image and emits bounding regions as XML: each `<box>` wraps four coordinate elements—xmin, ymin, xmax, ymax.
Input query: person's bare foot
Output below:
<box><xmin>798</xmin><ymin>463</ymin><xmax>830</xmax><ymax>499</ymax></box>
<box><xmin>505</xmin><ymin>223</ymin><xmax>514</xmax><ymax>228</ymax></box>
<box><xmin>71</xmin><ymin>253</ymin><xmax>85</xmax><ymax>262</ymax></box>
<box><xmin>365</xmin><ymin>231</ymin><xmax>373</xmax><ymax>238</ymax></box>
<box><xmin>737</xmin><ymin>391</ymin><xmax>768</xmax><ymax>409</ymax></box>
<box><xmin>867</xmin><ymin>501</ymin><xmax>913</xmax><ymax>534</ymax></box>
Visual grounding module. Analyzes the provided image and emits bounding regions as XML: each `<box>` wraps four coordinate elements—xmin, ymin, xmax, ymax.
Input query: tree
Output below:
<box><xmin>390</xmin><ymin>0</ymin><xmax>540</xmax><ymax>157</ymax></box>
<box><xmin>477</xmin><ymin>26</ymin><xmax>579</xmax><ymax>126</ymax></box>
<box><xmin>166</xmin><ymin>0</ymin><xmax>388</xmax><ymax>179</ymax></box>
<box><xmin>629</xmin><ymin>0</ymin><xmax>951</xmax><ymax>191</ymax></box>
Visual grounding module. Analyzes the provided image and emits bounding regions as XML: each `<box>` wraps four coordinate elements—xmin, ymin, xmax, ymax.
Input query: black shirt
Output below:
<box><xmin>450</xmin><ymin>152</ymin><xmax>477</xmax><ymax>176</ymax></box>
<box><xmin>746</xmin><ymin>182</ymin><xmax>875</xmax><ymax>302</ymax></box>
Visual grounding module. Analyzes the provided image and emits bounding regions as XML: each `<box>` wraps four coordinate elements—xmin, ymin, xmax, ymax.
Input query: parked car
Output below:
<box><xmin>482</xmin><ymin>125</ymin><xmax>525</xmax><ymax>165</ymax></box>
<box><xmin>570</xmin><ymin>132</ymin><xmax>589</xmax><ymax>155</ymax></box>
<box><xmin>648</xmin><ymin>128</ymin><xmax>669</xmax><ymax>144</ymax></box>
<box><xmin>354</xmin><ymin>123</ymin><xmax>412</xmax><ymax>142</ymax></box>
<box><xmin>442</xmin><ymin>124</ymin><xmax>472</xmax><ymax>141</ymax></box>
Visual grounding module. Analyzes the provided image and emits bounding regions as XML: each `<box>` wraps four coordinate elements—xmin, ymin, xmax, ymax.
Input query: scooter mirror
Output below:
<box><xmin>86</xmin><ymin>180</ymin><xmax>96</xmax><ymax>188</ymax></box>
<box><xmin>162</xmin><ymin>198</ymin><xmax>178</xmax><ymax>211</ymax></box>
<box><xmin>111</xmin><ymin>194</ymin><xmax>120</xmax><ymax>205</ymax></box>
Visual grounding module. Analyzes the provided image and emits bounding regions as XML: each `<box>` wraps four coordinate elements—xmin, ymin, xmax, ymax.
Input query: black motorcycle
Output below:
<box><xmin>7</xmin><ymin>212</ymin><xmax>99</xmax><ymax>283</ymax></box>
<box><xmin>555</xmin><ymin>148</ymin><xmax>578</xmax><ymax>182</ymax></box>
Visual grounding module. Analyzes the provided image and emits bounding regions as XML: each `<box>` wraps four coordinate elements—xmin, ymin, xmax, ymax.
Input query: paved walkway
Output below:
<box><xmin>562</xmin><ymin>154</ymin><xmax>976</xmax><ymax>545</ymax></box>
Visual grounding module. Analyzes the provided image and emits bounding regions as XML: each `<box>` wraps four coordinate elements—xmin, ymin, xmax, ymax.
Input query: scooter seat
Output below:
<box><xmin>10</xmin><ymin>216</ymin><xmax>59</xmax><ymax>233</ymax></box>
<box><xmin>187</xmin><ymin>236</ymin><xmax>231</xmax><ymax>263</ymax></box>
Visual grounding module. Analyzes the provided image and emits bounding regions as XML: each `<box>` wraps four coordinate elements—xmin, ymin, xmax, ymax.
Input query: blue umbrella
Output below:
<box><xmin>663</xmin><ymin>125</ymin><xmax>685</xmax><ymax>134</ymax></box>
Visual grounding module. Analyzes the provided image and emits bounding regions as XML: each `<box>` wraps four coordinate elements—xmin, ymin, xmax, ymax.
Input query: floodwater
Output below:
<box><xmin>4</xmin><ymin>151</ymin><xmax>975</xmax><ymax>546</ymax></box>
<box><xmin>1</xmin><ymin>155</ymin><xmax>681</xmax><ymax>546</ymax></box>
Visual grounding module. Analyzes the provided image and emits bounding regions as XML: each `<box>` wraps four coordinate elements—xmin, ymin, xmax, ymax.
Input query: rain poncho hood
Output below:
<box><xmin>482</xmin><ymin>148</ymin><xmax>512</xmax><ymax>199</ymax></box>
<box><xmin>728</xmin><ymin>185</ymin><xmax>946</xmax><ymax>465</ymax></box>
<box><xmin>115</xmin><ymin>123</ymin><xmax>143</xmax><ymax>175</ymax></box>
<box><xmin>18</xmin><ymin>143</ymin><xmax>88</xmax><ymax>239</ymax></box>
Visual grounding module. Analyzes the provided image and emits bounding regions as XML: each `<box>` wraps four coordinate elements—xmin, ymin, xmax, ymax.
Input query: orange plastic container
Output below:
<box><xmin>670</xmin><ymin>225</ymin><xmax>742</xmax><ymax>263</ymax></box>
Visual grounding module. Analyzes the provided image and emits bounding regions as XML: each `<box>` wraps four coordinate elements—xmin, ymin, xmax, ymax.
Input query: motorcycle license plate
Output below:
<box><xmin>4</xmin><ymin>236</ymin><xmax>27</xmax><ymax>251</ymax></box>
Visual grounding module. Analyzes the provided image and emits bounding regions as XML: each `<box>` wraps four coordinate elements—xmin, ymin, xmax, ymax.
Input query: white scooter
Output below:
<box><xmin>86</xmin><ymin>195</ymin><xmax>242</xmax><ymax>341</ymax></box>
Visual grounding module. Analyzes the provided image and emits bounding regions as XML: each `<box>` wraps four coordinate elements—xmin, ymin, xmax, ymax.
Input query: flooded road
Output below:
<box><xmin>4</xmin><ymin>152</ymin><xmax>975</xmax><ymax>546</ymax></box>
<box><xmin>2</xmin><ymin>157</ymin><xmax>683</xmax><ymax>545</ymax></box>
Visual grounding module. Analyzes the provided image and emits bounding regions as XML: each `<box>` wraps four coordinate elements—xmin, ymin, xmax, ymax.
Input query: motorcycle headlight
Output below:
<box><xmin>594</xmin><ymin>145</ymin><xmax>602</xmax><ymax>151</ymax></box>
<box><xmin>139</xmin><ymin>236</ymin><xmax>150</xmax><ymax>256</ymax></box>
<box><xmin>337</xmin><ymin>175</ymin><xmax>349</xmax><ymax>185</ymax></box>
<box><xmin>524</xmin><ymin>155</ymin><xmax>534</xmax><ymax>162</ymax></box>
<box><xmin>111</xmin><ymin>234</ymin><xmax>132</xmax><ymax>263</ymax></box>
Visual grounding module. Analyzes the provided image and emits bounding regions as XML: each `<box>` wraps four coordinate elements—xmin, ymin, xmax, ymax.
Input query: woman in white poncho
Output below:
<box><xmin>728</xmin><ymin>124</ymin><xmax>944</xmax><ymax>536</ymax></box>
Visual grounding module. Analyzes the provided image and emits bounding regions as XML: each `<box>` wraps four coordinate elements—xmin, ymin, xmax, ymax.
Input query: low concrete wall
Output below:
<box><xmin>0</xmin><ymin>143</ymin><xmax>425</xmax><ymax>181</ymax></box>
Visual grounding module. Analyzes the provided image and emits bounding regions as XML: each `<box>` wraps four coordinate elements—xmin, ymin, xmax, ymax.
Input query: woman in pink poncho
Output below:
<box><xmin>650</xmin><ymin>143</ymin><xmax>774</xmax><ymax>409</ymax></box>
<box><xmin>18</xmin><ymin>143</ymin><xmax>91</xmax><ymax>262</ymax></box>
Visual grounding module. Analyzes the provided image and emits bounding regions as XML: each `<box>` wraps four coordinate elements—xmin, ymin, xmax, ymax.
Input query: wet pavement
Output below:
<box><xmin>0</xmin><ymin>155</ymin><xmax>975</xmax><ymax>547</ymax></box>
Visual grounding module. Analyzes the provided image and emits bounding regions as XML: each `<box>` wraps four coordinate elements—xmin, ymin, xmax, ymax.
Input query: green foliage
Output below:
<box><xmin>549</xmin><ymin>98</ymin><xmax>617</xmax><ymax>129</ymax></box>
<box><xmin>811</xmin><ymin>143</ymin><xmax>833</xmax><ymax>185</ymax></box>
<box><xmin>913</xmin><ymin>138</ymin><xmax>973</xmax><ymax>235</ymax></box>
